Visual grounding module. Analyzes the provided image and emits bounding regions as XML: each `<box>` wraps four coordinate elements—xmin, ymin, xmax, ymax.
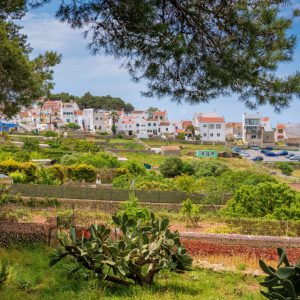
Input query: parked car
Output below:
<box><xmin>232</xmin><ymin>147</ymin><xmax>241</xmax><ymax>153</ymax></box>
<box><xmin>287</xmin><ymin>154</ymin><xmax>296</xmax><ymax>159</ymax></box>
<box><xmin>251</xmin><ymin>145</ymin><xmax>260</xmax><ymax>150</ymax></box>
<box><xmin>260</xmin><ymin>149</ymin><xmax>269</xmax><ymax>154</ymax></box>
<box><xmin>265</xmin><ymin>152</ymin><xmax>277</xmax><ymax>157</ymax></box>
<box><xmin>265</xmin><ymin>146</ymin><xmax>273</xmax><ymax>151</ymax></box>
<box><xmin>278</xmin><ymin>150</ymin><xmax>289</xmax><ymax>156</ymax></box>
<box><xmin>289</xmin><ymin>156</ymin><xmax>300</xmax><ymax>161</ymax></box>
<box><xmin>252</xmin><ymin>156</ymin><xmax>264</xmax><ymax>161</ymax></box>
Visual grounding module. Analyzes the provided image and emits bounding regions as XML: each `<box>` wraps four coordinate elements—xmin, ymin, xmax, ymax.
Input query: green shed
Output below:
<box><xmin>195</xmin><ymin>150</ymin><xmax>219</xmax><ymax>158</ymax></box>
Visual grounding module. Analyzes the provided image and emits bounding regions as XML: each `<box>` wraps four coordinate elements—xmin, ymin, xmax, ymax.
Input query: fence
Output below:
<box><xmin>10</xmin><ymin>183</ymin><xmax>210</xmax><ymax>204</ymax></box>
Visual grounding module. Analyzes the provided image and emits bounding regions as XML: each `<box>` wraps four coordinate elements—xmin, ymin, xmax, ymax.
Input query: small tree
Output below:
<box><xmin>22</xmin><ymin>138</ymin><xmax>40</xmax><ymax>151</ymax></box>
<box><xmin>159</xmin><ymin>157</ymin><xmax>183</xmax><ymax>178</ymax></box>
<box><xmin>276</xmin><ymin>162</ymin><xmax>294</xmax><ymax>176</ymax></box>
<box><xmin>181</xmin><ymin>199</ymin><xmax>201</xmax><ymax>227</ymax></box>
<box><xmin>110</xmin><ymin>110</ymin><xmax>119</xmax><ymax>135</ymax></box>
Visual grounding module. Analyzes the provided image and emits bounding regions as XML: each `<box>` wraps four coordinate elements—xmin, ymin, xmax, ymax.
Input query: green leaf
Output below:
<box><xmin>259</xmin><ymin>260</ymin><xmax>275</xmax><ymax>276</ymax></box>
<box><xmin>276</xmin><ymin>267</ymin><xmax>295</xmax><ymax>280</ymax></box>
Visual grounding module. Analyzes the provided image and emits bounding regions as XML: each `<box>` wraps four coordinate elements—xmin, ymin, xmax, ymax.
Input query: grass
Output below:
<box><xmin>0</xmin><ymin>245</ymin><xmax>264</xmax><ymax>300</ymax></box>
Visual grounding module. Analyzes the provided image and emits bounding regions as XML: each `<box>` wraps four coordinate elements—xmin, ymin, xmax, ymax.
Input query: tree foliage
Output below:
<box><xmin>49</xmin><ymin>92</ymin><xmax>134</xmax><ymax>111</ymax></box>
<box><xmin>0</xmin><ymin>1</ymin><xmax>60</xmax><ymax>116</ymax></box>
<box><xmin>32</xmin><ymin>0</ymin><xmax>300</xmax><ymax>110</ymax></box>
<box><xmin>225</xmin><ymin>182</ymin><xmax>300</xmax><ymax>220</ymax></box>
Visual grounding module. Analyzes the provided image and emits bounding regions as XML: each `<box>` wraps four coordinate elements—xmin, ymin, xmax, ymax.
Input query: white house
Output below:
<box><xmin>62</xmin><ymin>101</ymin><xmax>80</xmax><ymax>125</ymax></box>
<box><xmin>193</xmin><ymin>112</ymin><xmax>226</xmax><ymax>142</ymax></box>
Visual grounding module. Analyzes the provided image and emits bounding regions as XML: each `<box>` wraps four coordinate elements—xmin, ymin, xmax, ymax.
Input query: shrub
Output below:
<box><xmin>112</xmin><ymin>174</ymin><xmax>134</xmax><ymax>189</ymax></box>
<box><xmin>259</xmin><ymin>248</ymin><xmax>300</xmax><ymax>299</ymax></box>
<box><xmin>44</xmin><ymin>130</ymin><xmax>58</xmax><ymax>137</ymax></box>
<box><xmin>193</xmin><ymin>161</ymin><xmax>229</xmax><ymax>178</ymax></box>
<box><xmin>61</xmin><ymin>152</ymin><xmax>120</xmax><ymax>169</ymax></box>
<box><xmin>66</xmin><ymin>164</ymin><xmax>97</xmax><ymax>182</ymax></box>
<box><xmin>9</xmin><ymin>171</ymin><xmax>27</xmax><ymax>183</ymax></box>
<box><xmin>50</xmin><ymin>213</ymin><xmax>192</xmax><ymax>286</ymax></box>
<box><xmin>276</xmin><ymin>162</ymin><xmax>294</xmax><ymax>176</ymax></box>
<box><xmin>65</xmin><ymin>122</ymin><xmax>81</xmax><ymax>130</ymax></box>
<box><xmin>225</xmin><ymin>182</ymin><xmax>300</xmax><ymax>220</ymax></box>
<box><xmin>182</xmin><ymin>162</ymin><xmax>194</xmax><ymax>175</ymax></box>
<box><xmin>175</xmin><ymin>175</ymin><xmax>196</xmax><ymax>193</ymax></box>
<box><xmin>117</xmin><ymin>191</ymin><xmax>151</xmax><ymax>221</ymax></box>
<box><xmin>159</xmin><ymin>157</ymin><xmax>183</xmax><ymax>178</ymax></box>
<box><xmin>22</xmin><ymin>137</ymin><xmax>40</xmax><ymax>151</ymax></box>
<box><xmin>0</xmin><ymin>260</ymin><xmax>8</xmax><ymax>287</ymax></box>
<box><xmin>35</xmin><ymin>167</ymin><xmax>61</xmax><ymax>185</ymax></box>
<box><xmin>47</xmin><ymin>165</ymin><xmax>66</xmax><ymax>183</ymax></box>
<box><xmin>14</xmin><ymin>151</ymin><xmax>30</xmax><ymax>162</ymax></box>
<box><xmin>180</xmin><ymin>199</ymin><xmax>201</xmax><ymax>227</ymax></box>
<box><xmin>124</xmin><ymin>161</ymin><xmax>146</xmax><ymax>176</ymax></box>
<box><xmin>0</xmin><ymin>160</ymin><xmax>37</xmax><ymax>182</ymax></box>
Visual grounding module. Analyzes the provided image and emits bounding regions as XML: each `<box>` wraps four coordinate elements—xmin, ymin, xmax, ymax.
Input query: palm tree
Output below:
<box><xmin>186</xmin><ymin>124</ymin><xmax>196</xmax><ymax>140</ymax></box>
<box><xmin>110</xmin><ymin>110</ymin><xmax>119</xmax><ymax>135</ymax></box>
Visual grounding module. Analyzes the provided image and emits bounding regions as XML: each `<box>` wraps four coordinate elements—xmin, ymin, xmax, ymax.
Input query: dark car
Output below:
<box><xmin>252</xmin><ymin>156</ymin><xmax>264</xmax><ymax>161</ymax></box>
<box><xmin>278</xmin><ymin>150</ymin><xmax>289</xmax><ymax>156</ymax></box>
<box><xmin>260</xmin><ymin>149</ymin><xmax>269</xmax><ymax>154</ymax></box>
<box><xmin>265</xmin><ymin>152</ymin><xmax>277</xmax><ymax>157</ymax></box>
<box><xmin>265</xmin><ymin>146</ymin><xmax>273</xmax><ymax>151</ymax></box>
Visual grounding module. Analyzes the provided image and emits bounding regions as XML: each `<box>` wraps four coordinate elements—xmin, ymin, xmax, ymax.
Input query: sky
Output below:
<box><xmin>20</xmin><ymin>1</ymin><xmax>300</xmax><ymax>126</ymax></box>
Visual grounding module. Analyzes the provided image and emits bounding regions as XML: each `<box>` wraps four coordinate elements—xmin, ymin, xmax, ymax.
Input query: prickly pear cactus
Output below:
<box><xmin>259</xmin><ymin>248</ymin><xmax>300</xmax><ymax>300</ymax></box>
<box><xmin>50</xmin><ymin>213</ymin><xmax>192</xmax><ymax>286</ymax></box>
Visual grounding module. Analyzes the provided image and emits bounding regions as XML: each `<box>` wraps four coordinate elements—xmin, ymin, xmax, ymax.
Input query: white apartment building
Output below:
<box><xmin>193</xmin><ymin>112</ymin><xmax>226</xmax><ymax>142</ymax></box>
<box><xmin>62</xmin><ymin>101</ymin><xmax>80</xmax><ymax>124</ymax></box>
<box><xmin>82</xmin><ymin>109</ymin><xmax>94</xmax><ymax>132</ymax></box>
<box><xmin>93</xmin><ymin>110</ymin><xmax>112</xmax><ymax>133</ymax></box>
<box><xmin>242</xmin><ymin>113</ymin><xmax>274</xmax><ymax>146</ymax></box>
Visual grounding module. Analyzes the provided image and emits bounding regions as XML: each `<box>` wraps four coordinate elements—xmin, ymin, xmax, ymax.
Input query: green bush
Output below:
<box><xmin>0</xmin><ymin>260</ymin><xmax>8</xmax><ymax>287</ymax></box>
<box><xmin>112</xmin><ymin>174</ymin><xmax>134</xmax><ymax>189</ymax></box>
<box><xmin>0</xmin><ymin>160</ymin><xmax>37</xmax><ymax>182</ymax></box>
<box><xmin>259</xmin><ymin>248</ymin><xmax>300</xmax><ymax>299</ymax></box>
<box><xmin>193</xmin><ymin>161</ymin><xmax>229</xmax><ymax>178</ymax></box>
<box><xmin>276</xmin><ymin>162</ymin><xmax>294</xmax><ymax>176</ymax></box>
<box><xmin>124</xmin><ymin>161</ymin><xmax>146</xmax><ymax>176</ymax></box>
<box><xmin>225</xmin><ymin>182</ymin><xmax>300</xmax><ymax>220</ymax></box>
<box><xmin>35</xmin><ymin>167</ymin><xmax>61</xmax><ymax>185</ymax></box>
<box><xmin>47</xmin><ymin>165</ymin><xmax>66</xmax><ymax>183</ymax></box>
<box><xmin>65</xmin><ymin>122</ymin><xmax>81</xmax><ymax>130</ymax></box>
<box><xmin>117</xmin><ymin>191</ymin><xmax>151</xmax><ymax>221</ymax></box>
<box><xmin>181</xmin><ymin>199</ymin><xmax>201</xmax><ymax>227</ymax></box>
<box><xmin>66</xmin><ymin>164</ymin><xmax>97</xmax><ymax>182</ymax></box>
<box><xmin>44</xmin><ymin>131</ymin><xmax>58</xmax><ymax>137</ymax></box>
<box><xmin>14</xmin><ymin>151</ymin><xmax>30</xmax><ymax>162</ymax></box>
<box><xmin>9</xmin><ymin>171</ymin><xmax>27</xmax><ymax>183</ymax></box>
<box><xmin>22</xmin><ymin>137</ymin><xmax>40</xmax><ymax>151</ymax></box>
<box><xmin>50</xmin><ymin>213</ymin><xmax>192</xmax><ymax>286</ymax></box>
<box><xmin>61</xmin><ymin>152</ymin><xmax>120</xmax><ymax>169</ymax></box>
<box><xmin>159</xmin><ymin>157</ymin><xmax>183</xmax><ymax>178</ymax></box>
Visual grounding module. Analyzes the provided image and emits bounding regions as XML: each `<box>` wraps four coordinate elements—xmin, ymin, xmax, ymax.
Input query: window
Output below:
<box><xmin>203</xmin><ymin>124</ymin><xmax>207</xmax><ymax>128</ymax></box>
<box><xmin>148</xmin><ymin>123</ymin><xmax>151</xmax><ymax>126</ymax></box>
<box><xmin>216</xmin><ymin>124</ymin><xmax>221</xmax><ymax>129</ymax></box>
<box><xmin>95</xmin><ymin>117</ymin><xmax>98</xmax><ymax>120</ymax></box>
<box><xmin>166</xmin><ymin>128</ymin><xmax>168</xmax><ymax>131</ymax></box>
<box><xmin>136</xmin><ymin>124</ymin><xmax>140</xmax><ymax>127</ymax></box>
<box><xmin>153</xmin><ymin>123</ymin><xmax>156</xmax><ymax>126</ymax></box>
<box><xmin>251</xmin><ymin>134</ymin><xmax>257</xmax><ymax>139</ymax></box>
<box><xmin>203</xmin><ymin>133</ymin><xmax>207</xmax><ymax>137</ymax></box>
<box><xmin>217</xmin><ymin>133</ymin><xmax>220</xmax><ymax>137</ymax></box>
<box><xmin>210</xmin><ymin>133</ymin><xmax>213</xmax><ymax>137</ymax></box>
<box><xmin>209</xmin><ymin>124</ymin><xmax>214</xmax><ymax>129</ymax></box>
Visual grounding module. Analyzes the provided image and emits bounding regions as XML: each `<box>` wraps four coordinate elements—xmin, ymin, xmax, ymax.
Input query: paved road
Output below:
<box><xmin>242</xmin><ymin>149</ymin><xmax>300</xmax><ymax>162</ymax></box>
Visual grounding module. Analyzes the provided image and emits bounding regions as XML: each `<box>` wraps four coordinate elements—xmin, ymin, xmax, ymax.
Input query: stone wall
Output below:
<box><xmin>0</xmin><ymin>222</ymin><xmax>56</xmax><ymax>246</ymax></box>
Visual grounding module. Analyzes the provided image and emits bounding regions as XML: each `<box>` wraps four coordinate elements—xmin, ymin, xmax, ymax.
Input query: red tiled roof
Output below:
<box><xmin>153</xmin><ymin>111</ymin><xmax>166</xmax><ymax>116</ymax></box>
<box><xmin>74</xmin><ymin>110</ymin><xmax>83</xmax><ymax>116</ymax></box>
<box><xmin>198</xmin><ymin>117</ymin><xmax>225</xmax><ymax>123</ymax></box>
<box><xmin>122</xmin><ymin>121</ymin><xmax>134</xmax><ymax>124</ymax></box>
<box><xmin>226</xmin><ymin>122</ymin><xmax>242</xmax><ymax>128</ymax></box>
<box><xmin>20</xmin><ymin>111</ymin><xmax>30</xmax><ymax>118</ymax></box>
<box><xmin>182</xmin><ymin>121</ymin><xmax>192</xmax><ymax>128</ymax></box>
<box><xmin>261</xmin><ymin>117</ymin><xmax>270</xmax><ymax>122</ymax></box>
<box><xmin>176</xmin><ymin>129</ymin><xmax>185</xmax><ymax>133</ymax></box>
<box><xmin>159</xmin><ymin>122</ymin><xmax>170</xmax><ymax>126</ymax></box>
<box><xmin>277</xmin><ymin>124</ymin><xmax>285</xmax><ymax>129</ymax></box>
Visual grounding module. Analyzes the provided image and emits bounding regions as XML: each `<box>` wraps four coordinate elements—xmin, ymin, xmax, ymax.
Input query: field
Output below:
<box><xmin>0</xmin><ymin>245</ymin><xmax>264</xmax><ymax>300</ymax></box>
